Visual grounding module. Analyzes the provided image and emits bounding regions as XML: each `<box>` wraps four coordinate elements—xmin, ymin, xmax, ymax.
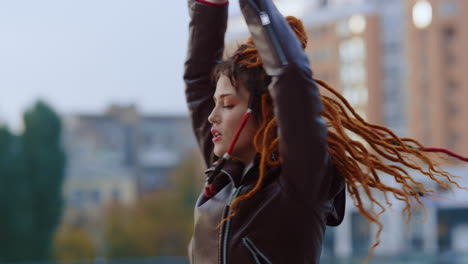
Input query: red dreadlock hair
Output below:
<box><xmin>212</xmin><ymin>16</ymin><xmax>467</xmax><ymax>263</ymax></box>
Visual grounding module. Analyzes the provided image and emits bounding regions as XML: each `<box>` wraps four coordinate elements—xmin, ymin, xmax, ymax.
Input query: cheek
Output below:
<box><xmin>239</xmin><ymin>118</ymin><xmax>259</xmax><ymax>144</ymax></box>
<box><xmin>224</xmin><ymin>109</ymin><xmax>246</xmax><ymax>131</ymax></box>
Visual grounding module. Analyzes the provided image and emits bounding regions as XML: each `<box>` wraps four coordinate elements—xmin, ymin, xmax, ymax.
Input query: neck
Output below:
<box><xmin>241</xmin><ymin>152</ymin><xmax>260</xmax><ymax>178</ymax></box>
<box><xmin>236</xmin><ymin>148</ymin><xmax>257</xmax><ymax>166</ymax></box>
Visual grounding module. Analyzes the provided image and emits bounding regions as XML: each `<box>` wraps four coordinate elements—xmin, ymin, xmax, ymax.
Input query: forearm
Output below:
<box><xmin>184</xmin><ymin>0</ymin><xmax>229</xmax><ymax>167</ymax></box>
<box><xmin>184</xmin><ymin>0</ymin><xmax>228</xmax><ymax>79</ymax></box>
<box><xmin>239</xmin><ymin>0</ymin><xmax>331</xmax><ymax>204</ymax></box>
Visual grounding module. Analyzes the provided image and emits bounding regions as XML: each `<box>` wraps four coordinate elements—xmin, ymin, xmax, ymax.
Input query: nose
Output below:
<box><xmin>208</xmin><ymin>106</ymin><xmax>220</xmax><ymax>124</ymax></box>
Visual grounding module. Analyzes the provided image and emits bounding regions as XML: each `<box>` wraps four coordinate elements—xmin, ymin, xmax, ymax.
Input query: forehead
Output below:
<box><xmin>215</xmin><ymin>75</ymin><xmax>236</xmax><ymax>95</ymax></box>
<box><xmin>214</xmin><ymin>74</ymin><xmax>248</xmax><ymax>98</ymax></box>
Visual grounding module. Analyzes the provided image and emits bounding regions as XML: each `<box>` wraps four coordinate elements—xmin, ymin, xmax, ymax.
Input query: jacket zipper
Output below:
<box><xmin>242</xmin><ymin>236</ymin><xmax>272</xmax><ymax>264</ymax></box>
<box><xmin>218</xmin><ymin>2</ymin><xmax>288</xmax><ymax>263</ymax></box>
<box><xmin>220</xmin><ymin>184</ymin><xmax>243</xmax><ymax>264</ymax></box>
<box><xmin>248</xmin><ymin>0</ymin><xmax>288</xmax><ymax>66</ymax></box>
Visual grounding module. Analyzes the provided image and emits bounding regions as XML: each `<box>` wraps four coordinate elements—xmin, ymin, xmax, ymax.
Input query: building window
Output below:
<box><xmin>309</xmin><ymin>26</ymin><xmax>329</xmax><ymax>39</ymax></box>
<box><xmin>336</xmin><ymin>20</ymin><xmax>350</xmax><ymax>38</ymax></box>
<box><xmin>438</xmin><ymin>209</ymin><xmax>468</xmax><ymax>251</ymax></box>
<box><xmin>339</xmin><ymin>37</ymin><xmax>366</xmax><ymax>63</ymax></box>
<box><xmin>90</xmin><ymin>190</ymin><xmax>101</xmax><ymax>205</ymax></box>
<box><xmin>70</xmin><ymin>190</ymin><xmax>84</xmax><ymax>207</ymax></box>
<box><xmin>384</xmin><ymin>42</ymin><xmax>400</xmax><ymax>54</ymax></box>
<box><xmin>322</xmin><ymin>227</ymin><xmax>335</xmax><ymax>257</ymax></box>
<box><xmin>448</xmin><ymin>130</ymin><xmax>459</xmax><ymax>150</ymax></box>
<box><xmin>443</xmin><ymin>27</ymin><xmax>455</xmax><ymax>41</ymax></box>
<box><xmin>142</xmin><ymin>168</ymin><xmax>168</xmax><ymax>191</ymax></box>
<box><xmin>351</xmin><ymin>212</ymin><xmax>370</xmax><ymax>256</ymax></box>
<box><xmin>442</xmin><ymin>26</ymin><xmax>456</xmax><ymax>65</ymax></box>
<box><xmin>448</xmin><ymin>104</ymin><xmax>459</xmax><ymax>116</ymax></box>
<box><xmin>408</xmin><ymin>209</ymin><xmax>424</xmax><ymax>251</ymax></box>
<box><xmin>112</xmin><ymin>188</ymin><xmax>121</xmax><ymax>202</ymax></box>
<box><xmin>438</xmin><ymin>2</ymin><xmax>459</xmax><ymax>17</ymax></box>
<box><xmin>447</xmin><ymin>81</ymin><xmax>457</xmax><ymax>96</ymax></box>
<box><xmin>311</xmin><ymin>48</ymin><xmax>331</xmax><ymax>62</ymax></box>
<box><xmin>143</xmin><ymin>133</ymin><xmax>154</xmax><ymax>146</ymax></box>
<box><xmin>339</xmin><ymin>37</ymin><xmax>368</xmax><ymax>126</ymax></box>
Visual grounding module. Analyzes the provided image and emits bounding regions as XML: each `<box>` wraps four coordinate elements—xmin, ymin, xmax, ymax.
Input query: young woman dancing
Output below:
<box><xmin>183</xmin><ymin>0</ymin><xmax>467</xmax><ymax>263</ymax></box>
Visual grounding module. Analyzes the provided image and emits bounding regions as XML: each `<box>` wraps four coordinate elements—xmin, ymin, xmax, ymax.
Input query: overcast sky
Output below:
<box><xmin>0</xmin><ymin>0</ymin><xmax>307</xmax><ymax>131</ymax></box>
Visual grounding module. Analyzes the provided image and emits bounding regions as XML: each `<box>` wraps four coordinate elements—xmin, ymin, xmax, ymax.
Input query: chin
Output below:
<box><xmin>213</xmin><ymin>146</ymin><xmax>226</xmax><ymax>158</ymax></box>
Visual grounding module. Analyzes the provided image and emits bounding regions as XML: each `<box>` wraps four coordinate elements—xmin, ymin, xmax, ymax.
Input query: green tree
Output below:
<box><xmin>22</xmin><ymin>101</ymin><xmax>66</xmax><ymax>261</ymax></box>
<box><xmin>0</xmin><ymin>100</ymin><xmax>66</xmax><ymax>262</ymax></box>
<box><xmin>0</xmin><ymin>125</ymin><xmax>32</xmax><ymax>261</ymax></box>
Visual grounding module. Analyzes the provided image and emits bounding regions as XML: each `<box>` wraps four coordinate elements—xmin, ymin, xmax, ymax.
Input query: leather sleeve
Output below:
<box><xmin>183</xmin><ymin>0</ymin><xmax>228</xmax><ymax>168</ymax></box>
<box><xmin>239</xmin><ymin>0</ymin><xmax>334</xmax><ymax>205</ymax></box>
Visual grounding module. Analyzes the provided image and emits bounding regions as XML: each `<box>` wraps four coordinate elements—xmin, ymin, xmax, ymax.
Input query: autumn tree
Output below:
<box><xmin>53</xmin><ymin>225</ymin><xmax>97</xmax><ymax>263</ymax></box>
<box><xmin>104</xmin><ymin>150</ymin><xmax>204</xmax><ymax>258</ymax></box>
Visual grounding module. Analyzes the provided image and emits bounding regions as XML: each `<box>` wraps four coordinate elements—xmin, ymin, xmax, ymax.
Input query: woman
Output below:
<box><xmin>184</xmin><ymin>0</ymin><xmax>467</xmax><ymax>263</ymax></box>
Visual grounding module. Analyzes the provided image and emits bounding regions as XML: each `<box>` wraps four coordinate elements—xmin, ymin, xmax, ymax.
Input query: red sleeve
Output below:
<box><xmin>196</xmin><ymin>0</ymin><xmax>228</xmax><ymax>6</ymax></box>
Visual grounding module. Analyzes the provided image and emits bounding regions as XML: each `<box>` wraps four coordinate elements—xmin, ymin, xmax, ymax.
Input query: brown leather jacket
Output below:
<box><xmin>184</xmin><ymin>0</ymin><xmax>346</xmax><ymax>263</ymax></box>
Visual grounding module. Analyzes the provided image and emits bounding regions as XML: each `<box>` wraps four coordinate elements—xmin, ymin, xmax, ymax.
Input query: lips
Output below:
<box><xmin>211</xmin><ymin>127</ymin><xmax>222</xmax><ymax>143</ymax></box>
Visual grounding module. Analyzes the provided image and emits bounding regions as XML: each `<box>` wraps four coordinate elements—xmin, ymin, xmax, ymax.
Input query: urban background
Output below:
<box><xmin>0</xmin><ymin>0</ymin><xmax>467</xmax><ymax>263</ymax></box>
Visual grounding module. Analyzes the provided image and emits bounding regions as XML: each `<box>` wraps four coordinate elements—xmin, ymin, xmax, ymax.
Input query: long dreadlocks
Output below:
<box><xmin>212</xmin><ymin>15</ymin><xmax>467</xmax><ymax>262</ymax></box>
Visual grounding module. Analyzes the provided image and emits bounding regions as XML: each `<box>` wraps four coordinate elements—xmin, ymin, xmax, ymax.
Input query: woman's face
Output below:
<box><xmin>208</xmin><ymin>74</ymin><xmax>259</xmax><ymax>164</ymax></box>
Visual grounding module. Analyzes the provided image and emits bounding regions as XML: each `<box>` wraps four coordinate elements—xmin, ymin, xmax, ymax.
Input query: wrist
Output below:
<box><xmin>196</xmin><ymin>0</ymin><xmax>228</xmax><ymax>6</ymax></box>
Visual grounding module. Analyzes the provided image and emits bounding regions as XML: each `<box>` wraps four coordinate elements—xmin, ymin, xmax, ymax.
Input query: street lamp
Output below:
<box><xmin>412</xmin><ymin>0</ymin><xmax>433</xmax><ymax>144</ymax></box>
<box><xmin>412</xmin><ymin>0</ymin><xmax>433</xmax><ymax>29</ymax></box>
<box><xmin>348</xmin><ymin>15</ymin><xmax>366</xmax><ymax>35</ymax></box>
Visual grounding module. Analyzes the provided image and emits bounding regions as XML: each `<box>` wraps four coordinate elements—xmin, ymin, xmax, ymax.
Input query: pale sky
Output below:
<box><xmin>0</xmin><ymin>0</ymin><xmax>308</xmax><ymax>131</ymax></box>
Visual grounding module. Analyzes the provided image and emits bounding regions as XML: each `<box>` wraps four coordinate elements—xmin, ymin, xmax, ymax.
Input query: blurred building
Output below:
<box><xmin>225</xmin><ymin>0</ymin><xmax>468</xmax><ymax>259</ymax></box>
<box><xmin>405</xmin><ymin>0</ymin><xmax>468</xmax><ymax>157</ymax></box>
<box><xmin>59</xmin><ymin>105</ymin><xmax>197</xmax><ymax>255</ymax></box>
<box><xmin>62</xmin><ymin>104</ymin><xmax>196</xmax><ymax>214</ymax></box>
<box><xmin>330</xmin><ymin>165</ymin><xmax>468</xmax><ymax>257</ymax></box>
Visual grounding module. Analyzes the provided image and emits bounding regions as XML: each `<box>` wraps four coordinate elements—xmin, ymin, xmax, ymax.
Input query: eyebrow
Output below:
<box><xmin>213</xmin><ymin>93</ymin><xmax>234</xmax><ymax>102</ymax></box>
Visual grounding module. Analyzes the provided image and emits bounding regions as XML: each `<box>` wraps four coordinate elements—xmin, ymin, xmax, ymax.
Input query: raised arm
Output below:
<box><xmin>183</xmin><ymin>0</ymin><xmax>228</xmax><ymax>167</ymax></box>
<box><xmin>239</xmin><ymin>0</ymin><xmax>333</xmax><ymax>204</ymax></box>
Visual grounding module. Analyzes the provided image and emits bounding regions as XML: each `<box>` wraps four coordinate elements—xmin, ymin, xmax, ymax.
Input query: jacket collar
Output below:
<box><xmin>204</xmin><ymin>153</ymin><xmax>261</xmax><ymax>188</ymax></box>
